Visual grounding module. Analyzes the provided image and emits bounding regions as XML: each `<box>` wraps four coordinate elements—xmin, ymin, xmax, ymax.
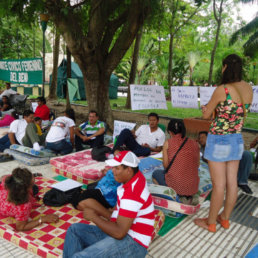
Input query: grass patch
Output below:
<box><xmin>59</xmin><ymin>97</ymin><xmax>258</xmax><ymax>130</ymax></box>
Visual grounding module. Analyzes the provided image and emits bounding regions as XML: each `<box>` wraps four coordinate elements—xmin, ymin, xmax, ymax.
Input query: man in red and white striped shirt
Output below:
<box><xmin>63</xmin><ymin>151</ymin><xmax>155</xmax><ymax>258</ymax></box>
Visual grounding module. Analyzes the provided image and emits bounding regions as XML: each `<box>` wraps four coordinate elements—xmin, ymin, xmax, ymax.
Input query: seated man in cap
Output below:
<box><xmin>63</xmin><ymin>151</ymin><xmax>155</xmax><ymax>258</ymax></box>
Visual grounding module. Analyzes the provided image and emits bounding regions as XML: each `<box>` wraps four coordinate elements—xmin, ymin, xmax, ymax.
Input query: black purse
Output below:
<box><xmin>164</xmin><ymin>137</ymin><xmax>188</xmax><ymax>174</ymax></box>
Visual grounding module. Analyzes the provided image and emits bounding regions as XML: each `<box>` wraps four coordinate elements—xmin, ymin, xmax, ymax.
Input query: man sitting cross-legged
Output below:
<box><xmin>112</xmin><ymin>112</ymin><xmax>165</xmax><ymax>157</ymax></box>
<box><xmin>74</xmin><ymin>110</ymin><xmax>105</xmax><ymax>151</ymax></box>
<box><xmin>63</xmin><ymin>151</ymin><xmax>155</xmax><ymax>258</ymax></box>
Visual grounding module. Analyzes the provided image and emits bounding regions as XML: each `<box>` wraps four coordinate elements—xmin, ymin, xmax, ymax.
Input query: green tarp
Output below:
<box><xmin>50</xmin><ymin>59</ymin><xmax>119</xmax><ymax>100</ymax></box>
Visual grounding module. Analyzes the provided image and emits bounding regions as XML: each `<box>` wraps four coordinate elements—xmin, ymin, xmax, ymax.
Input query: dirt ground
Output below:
<box><xmin>45</xmin><ymin>100</ymin><xmax>257</xmax><ymax>150</ymax></box>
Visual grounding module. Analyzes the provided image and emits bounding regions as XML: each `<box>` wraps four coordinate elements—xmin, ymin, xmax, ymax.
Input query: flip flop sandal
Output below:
<box><xmin>217</xmin><ymin>215</ymin><xmax>230</xmax><ymax>229</ymax></box>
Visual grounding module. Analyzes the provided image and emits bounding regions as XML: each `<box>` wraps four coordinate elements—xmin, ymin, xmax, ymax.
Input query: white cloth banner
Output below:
<box><xmin>113</xmin><ymin>120</ymin><xmax>136</xmax><ymax>141</ymax></box>
<box><xmin>200</xmin><ymin>87</ymin><xmax>216</xmax><ymax>106</ymax></box>
<box><xmin>250</xmin><ymin>86</ymin><xmax>258</xmax><ymax>113</ymax></box>
<box><xmin>130</xmin><ymin>84</ymin><xmax>167</xmax><ymax>110</ymax></box>
<box><xmin>31</xmin><ymin>102</ymin><xmax>38</xmax><ymax>112</ymax></box>
<box><xmin>171</xmin><ymin>86</ymin><xmax>198</xmax><ymax>109</ymax></box>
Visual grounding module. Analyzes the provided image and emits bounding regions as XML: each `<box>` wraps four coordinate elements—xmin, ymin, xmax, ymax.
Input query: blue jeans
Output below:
<box><xmin>238</xmin><ymin>150</ymin><xmax>253</xmax><ymax>185</ymax></box>
<box><xmin>152</xmin><ymin>169</ymin><xmax>167</xmax><ymax>186</ymax></box>
<box><xmin>63</xmin><ymin>224</ymin><xmax>147</xmax><ymax>258</ymax></box>
<box><xmin>0</xmin><ymin>134</ymin><xmax>11</xmax><ymax>152</ymax></box>
<box><xmin>75</xmin><ymin>133</ymin><xmax>104</xmax><ymax>151</ymax></box>
<box><xmin>46</xmin><ymin>139</ymin><xmax>73</xmax><ymax>155</ymax></box>
<box><xmin>113</xmin><ymin>129</ymin><xmax>151</xmax><ymax>157</ymax></box>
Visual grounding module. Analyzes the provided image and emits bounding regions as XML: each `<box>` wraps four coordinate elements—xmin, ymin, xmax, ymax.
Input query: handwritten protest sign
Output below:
<box><xmin>113</xmin><ymin>120</ymin><xmax>136</xmax><ymax>141</ymax></box>
<box><xmin>130</xmin><ymin>85</ymin><xmax>167</xmax><ymax>110</ymax></box>
<box><xmin>250</xmin><ymin>86</ymin><xmax>258</xmax><ymax>113</ymax></box>
<box><xmin>200</xmin><ymin>87</ymin><xmax>216</xmax><ymax>106</ymax></box>
<box><xmin>171</xmin><ymin>86</ymin><xmax>198</xmax><ymax>109</ymax></box>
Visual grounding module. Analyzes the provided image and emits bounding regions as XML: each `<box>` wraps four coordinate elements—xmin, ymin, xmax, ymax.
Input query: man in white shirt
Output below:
<box><xmin>0</xmin><ymin>82</ymin><xmax>18</xmax><ymax>100</ymax></box>
<box><xmin>0</xmin><ymin>110</ymin><xmax>34</xmax><ymax>152</ymax></box>
<box><xmin>112</xmin><ymin>113</ymin><xmax>165</xmax><ymax>156</ymax></box>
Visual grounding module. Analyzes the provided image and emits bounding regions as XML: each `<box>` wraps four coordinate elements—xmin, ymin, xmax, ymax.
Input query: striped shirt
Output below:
<box><xmin>79</xmin><ymin>120</ymin><xmax>105</xmax><ymax>139</ymax></box>
<box><xmin>110</xmin><ymin>171</ymin><xmax>155</xmax><ymax>248</ymax></box>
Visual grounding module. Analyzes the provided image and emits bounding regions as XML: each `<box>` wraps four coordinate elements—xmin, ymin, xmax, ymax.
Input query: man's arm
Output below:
<box><xmin>87</xmin><ymin>127</ymin><xmax>105</xmax><ymax>140</ymax></box>
<box><xmin>69</xmin><ymin>127</ymin><xmax>75</xmax><ymax>147</ymax></box>
<box><xmin>142</xmin><ymin>143</ymin><xmax>162</xmax><ymax>152</ymax></box>
<box><xmin>84</xmin><ymin>208</ymin><xmax>134</xmax><ymax>239</ymax></box>
<box><xmin>8</xmin><ymin>132</ymin><xmax>16</xmax><ymax>145</ymax></box>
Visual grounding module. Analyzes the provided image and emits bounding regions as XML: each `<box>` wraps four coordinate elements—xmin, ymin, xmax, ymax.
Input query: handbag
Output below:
<box><xmin>164</xmin><ymin>137</ymin><xmax>188</xmax><ymax>174</ymax></box>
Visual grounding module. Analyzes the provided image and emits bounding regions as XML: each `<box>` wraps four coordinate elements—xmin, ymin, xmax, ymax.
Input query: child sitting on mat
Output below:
<box><xmin>0</xmin><ymin>167</ymin><xmax>59</xmax><ymax>231</ymax></box>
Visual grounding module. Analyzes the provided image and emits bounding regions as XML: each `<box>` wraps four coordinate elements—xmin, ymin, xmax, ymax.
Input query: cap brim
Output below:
<box><xmin>105</xmin><ymin>159</ymin><xmax>121</xmax><ymax>167</ymax></box>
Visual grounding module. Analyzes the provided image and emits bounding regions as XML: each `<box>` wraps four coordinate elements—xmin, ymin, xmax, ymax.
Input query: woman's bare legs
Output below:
<box><xmin>194</xmin><ymin>161</ymin><xmax>226</xmax><ymax>229</ymax></box>
<box><xmin>207</xmin><ymin>161</ymin><xmax>227</xmax><ymax>224</ymax></box>
<box><xmin>220</xmin><ymin>160</ymin><xmax>239</xmax><ymax>220</ymax></box>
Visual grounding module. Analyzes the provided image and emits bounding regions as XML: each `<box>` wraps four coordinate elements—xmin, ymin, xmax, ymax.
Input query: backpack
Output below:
<box><xmin>91</xmin><ymin>145</ymin><xmax>111</xmax><ymax>161</ymax></box>
<box><xmin>43</xmin><ymin>187</ymin><xmax>82</xmax><ymax>207</ymax></box>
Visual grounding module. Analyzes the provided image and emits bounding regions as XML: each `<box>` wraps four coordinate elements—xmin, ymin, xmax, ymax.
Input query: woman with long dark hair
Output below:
<box><xmin>194</xmin><ymin>54</ymin><xmax>253</xmax><ymax>232</ymax></box>
<box><xmin>0</xmin><ymin>167</ymin><xmax>58</xmax><ymax>231</ymax></box>
<box><xmin>152</xmin><ymin>119</ymin><xmax>200</xmax><ymax>204</ymax></box>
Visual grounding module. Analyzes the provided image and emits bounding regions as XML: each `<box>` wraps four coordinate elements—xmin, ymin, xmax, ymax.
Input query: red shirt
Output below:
<box><xmin>110</xmin><ymin>171</ymin><xmax>155</xmax><ymax>248</ymax></box>
<box><xmin>0</xmin><ymin>176</ymin><xmax>36</xmax><ymax>221</ymax></box>
<box><xmin>165</xmin><ymin>134</ymin><xmax>200</xmax><ymax>196</ymax></box>
<box><xmin>34</xmin><ymin>104</ymin><xmax>50</xmax><ymax>120</ymax></box>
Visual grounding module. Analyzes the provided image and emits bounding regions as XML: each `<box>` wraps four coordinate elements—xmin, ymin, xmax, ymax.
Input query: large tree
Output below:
<box><xmin>1</xmin><ymin>0</ymin><xmax>154</xmax><ymax>127</ymax></box>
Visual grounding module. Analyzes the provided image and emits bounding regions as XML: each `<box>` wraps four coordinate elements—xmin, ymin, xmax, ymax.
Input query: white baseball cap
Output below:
<box><xmin>105</xmin><ymin>151</ymin><xmax>140</xmax><ymax>167</ymax></box>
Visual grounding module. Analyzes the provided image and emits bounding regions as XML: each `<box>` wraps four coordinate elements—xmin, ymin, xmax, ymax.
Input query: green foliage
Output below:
<box><xmin>0</xmin><ymin>16</ymin><xmax>45</xmax><ymax>59</ymax></box>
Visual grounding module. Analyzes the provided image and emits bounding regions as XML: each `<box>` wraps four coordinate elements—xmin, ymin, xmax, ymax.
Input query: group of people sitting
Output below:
<box><xmin>0</xmin><ymin>106</ymin><xmax>256</xmax><ymax>257</ymax></box>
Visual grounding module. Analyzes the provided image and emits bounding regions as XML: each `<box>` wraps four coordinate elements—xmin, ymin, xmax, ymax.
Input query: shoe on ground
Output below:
<box><xmin>238</xmin><ymin>184</ymin><xmax>253</xmax><ymax>194</ymax></box>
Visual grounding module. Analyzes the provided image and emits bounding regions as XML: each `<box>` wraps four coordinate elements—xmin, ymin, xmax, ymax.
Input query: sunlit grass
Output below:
<box><xmin>59</xmin><ymin>98</ymin><xmax>258</xmax><ymax>130</ymax></box>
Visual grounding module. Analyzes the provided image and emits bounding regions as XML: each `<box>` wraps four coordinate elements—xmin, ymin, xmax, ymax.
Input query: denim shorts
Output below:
<box><xmin>204</xmin><ymin>133</ymin><xmax>244</xmax><ymax>162</ymax></box>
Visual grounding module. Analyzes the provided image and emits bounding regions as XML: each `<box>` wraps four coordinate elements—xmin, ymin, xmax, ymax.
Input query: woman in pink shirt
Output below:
<box><xmin>0</xmin><ymin>111</ymin><xmax>18</xmax><ymax>127</ymax></box>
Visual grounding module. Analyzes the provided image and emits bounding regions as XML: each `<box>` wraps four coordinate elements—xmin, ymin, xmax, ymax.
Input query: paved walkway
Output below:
<box><xmin>0</xmin><ymin>160</ymin><xmax>257</xmax><ymax>257</ymax></box>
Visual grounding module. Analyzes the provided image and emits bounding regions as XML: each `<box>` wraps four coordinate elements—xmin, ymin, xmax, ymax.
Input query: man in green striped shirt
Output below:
<box><xmin>75</xmin><ymin>110</ymin><xmax>105</xmax><ymax>151</ymax></box>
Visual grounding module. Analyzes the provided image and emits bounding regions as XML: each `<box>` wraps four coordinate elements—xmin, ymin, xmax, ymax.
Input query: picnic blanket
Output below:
<box><xmin>0</xmin><ymin>176</ymin><xmax>165</xmax><ymax>257</ymax></box>
<box><xmin>4</xmin><ymin>149</ymin><xmax>51</xmax><ymax>166</ymax></box>
<box><xmin>149</xmin><ymin>159</ymin><xmax>212</xmax><ymax>217</ymax></box>
<box><xmin>51</xmin><ymin>151</ymin><xmax>163</xmax><ymax>185</ymax></box>
<box><xmin>0</xmin><ymin>177</ymin><xmax>90</xmax><ymax>257</ymax></box>
<box><xmin>50</xmin><ymin>149</ymin><xmax>106</xmax><ymax>185</ymax></box>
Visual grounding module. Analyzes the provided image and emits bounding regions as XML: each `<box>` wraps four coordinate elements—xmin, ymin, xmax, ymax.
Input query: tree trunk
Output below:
<box><xmin>126</xmin><ymin>27</ymin><xmax>143</xmax><ymax>109</ymax></box>
<box><xmin>66</xmin><ymin>46</ymin><xmax>71</xmax><ymax>109</ymax></box>
<box><xmin>168</xmin><ymin>30</ymin><xmax>174</xmax><ymax>88</ymax></box>
<box><xmin>189</xmin><ymin>67</ymin><xmax>193</xmax><ymax>86</ymax></box>
<box><xmin>48</xmin><ymin>28</ymin><xmax>60</xmax><ymax>100</ymax></box>
<box><xmin>208</xmin><ymin>0</ymin><xmax>224</xmax><ymax>85</ymax></box>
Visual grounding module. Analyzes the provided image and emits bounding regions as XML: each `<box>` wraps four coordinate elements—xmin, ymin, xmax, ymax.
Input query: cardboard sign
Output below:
<box><xmin>200</xmin><ymin>87</ymin><xmax>216</xmax><ymax>106</ymax></box>
<box><xmin>171</xmin><ymin>86</ymin><xmax>198</xmax><ymax>109</ymax></box>
<box><xmin>250</xmin><ymin>86</ymin><xmax>258</xmax><ymax>113</ymax></box>
<box><xmin>113</xmin><ymin>120</ymin><xmax>136</xmax><ymax>141</ymax></box>
<box><xmin>130</xmin><ymin>84</ymin><xmax>167</xmax><ymax>110</ymax></box>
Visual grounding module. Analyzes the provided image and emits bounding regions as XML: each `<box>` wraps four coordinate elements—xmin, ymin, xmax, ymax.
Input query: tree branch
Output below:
<box><xmin>101</xmin><ymin>10</ymin><xmax>129</xmax><ymax>56</ymax></box>
<box><xmin>213</xmin><ymin>0</ymin><xmax>218</xmax><ymax>22</ymax></box>
<box><xmin>174</xmin><ymin>6</ymin><xmax>200</xmax><ymax>35</ymax></box>
<box><xmin>104</xmin><ymin>0</ymin><xmax>150</xmax><ymax>74</ymax></box>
